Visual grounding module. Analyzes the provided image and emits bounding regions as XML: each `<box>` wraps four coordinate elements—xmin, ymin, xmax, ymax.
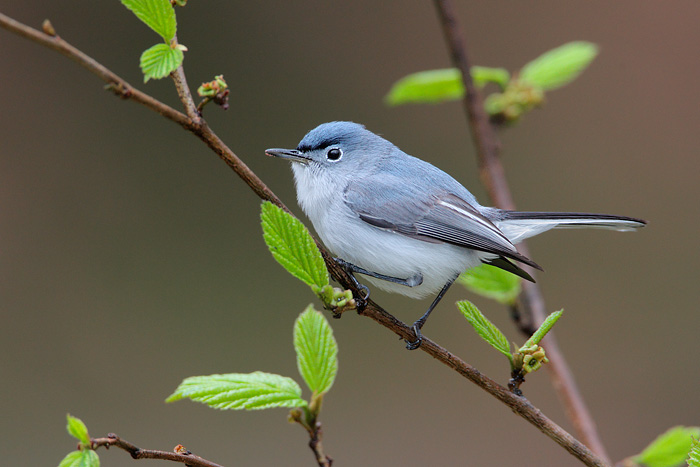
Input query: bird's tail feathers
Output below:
<box><xmin>496</xmin><ymin>211</ymin><xmax>646</xmax><ymax>243</ymax></box>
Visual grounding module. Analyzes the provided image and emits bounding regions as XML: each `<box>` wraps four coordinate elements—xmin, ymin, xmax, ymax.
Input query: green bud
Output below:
<box><xmin>485</xmin><ymin>80</ymin><xmax>545</xmax><ymax>124</ymax></box>
<box><xmin>288</xmin><ymin>408</ymin><xmax>303</xmax><ymax>424</ymax></box>
<box><xmin>519</xmin><ymin>345</ymin><xmax>549</xmax><ymax>374</ymax></box>
<box><xmin>197</xmin><ymin>75</ymin><xmax>230</xmax><ymax>110</ymax></box>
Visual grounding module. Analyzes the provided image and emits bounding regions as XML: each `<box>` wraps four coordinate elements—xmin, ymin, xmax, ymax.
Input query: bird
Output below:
<box><xmin>266</xmin><ymin>121</ymin><xmax>646</xmax><ymax>349</ymax></box>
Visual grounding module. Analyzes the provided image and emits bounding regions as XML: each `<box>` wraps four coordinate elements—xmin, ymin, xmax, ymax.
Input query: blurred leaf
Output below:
<box><xmin>471</xmin><ymin>66</ymin><xmax>510</xmax><ymax>89</ymax></box>
<box><xmin>66</xmin><ymin>414</ymin><xmax>90</xmax><ymax>445</ymax></box>
<box><xmin>520</xmin><ymin>41</ymin><xmax>598</xmax><ymax>91</ymax></box>
<box><xmin>294</xmin><ymin>305</ymin><xmax>338</xmax><ymax>395</ymax></box>
<box><xmin>261</xmin><ymin>202</ymin><xmax>329</xmax><ymax>289</ymax></box>
<box><xmin>386</xmin><ymin>68</ymin><xmax>462</xmax><ymax>105</ymax></box>
<box><xmin>687</xmin><ymin>437</ymin><xmax>700</xmax><ymax>467</ymax></box>
<box><xmin>457</xmin><ymin>300</ymin><xmax>512</xmax><ymax>359</ymax></box>
<box><xmin>166</xmin><ymin>372</ymin><xmax>307</xmax><ymax>410</ymax></box>
<box><xmin>121</xmin><ymin>0</ymin><xmax>177</xmax><ymax>41</ymax></box>
<box><xmin>58</xmin><ymin>450</ymin><xmax>99</xmax><ymax>467</ymax></box>
<box><xmin>458</xmin><ymin>264</ymin><xmax>521</xmax><ymax>304</ymax></box>
<box><xmin>635</xmin><ymin>426</ymin><xmax>700</xmax><ymax>467</ymax></box>
<box><xmin>522</xmin><ymin>310</ymin><xmax>563</xmax><ymax>349</ymax></box>
<box><xmin>139</xmin><ymin>43</ymin><xmax>184</xmax><ymax>82</ymax></box>
<box><xmin>385</xmin><ymin>66</ymin><xmax>509</xmax><ymax>106</ymax></box>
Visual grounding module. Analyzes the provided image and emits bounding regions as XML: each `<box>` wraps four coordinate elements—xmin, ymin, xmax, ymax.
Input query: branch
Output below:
<box><xmin>308</xmin><ymin>425</ymin><xmax>332</xmax><ymax>467</ymax></box>
<box><xmin>91</xmin><ymin>434</ymin><xmax>224</xmax><ymax>467</ymax></box>
<box><xmin>290</xmin><ymin>407</ymin><xmax>333</xmax><ymax>466</ymax></box>
<box><xmin>432</xmin><ymin>0</ymin><xmax>610</xmax><ymax>462</ymax></box>
<box><xmin>0</xmin><ymin>12</ymin><xmax>607</xmax><ymax>467</ymax></box>
<box><xmin>170</xmin><ymin>35</ymin><xmax>201</xmax><ymax>123</ymax></box>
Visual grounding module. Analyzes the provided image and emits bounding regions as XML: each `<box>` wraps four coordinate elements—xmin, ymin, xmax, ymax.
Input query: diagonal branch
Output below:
<box><xmin>91</xmin><ymin>434</ymin><xmax>224</xmax><ymax>467</ymax></box>
<box><xmin>0</xmin><ymin>12</ymin><xmax>607</xmax><ymax>467</ymax></box>
<box><xmin>432</xmin><ymin>0</ymin><xmax>610</xmax><ymax>462</ymax></box>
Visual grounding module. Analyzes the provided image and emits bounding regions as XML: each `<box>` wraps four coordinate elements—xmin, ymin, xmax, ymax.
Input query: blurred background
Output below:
<box><xmin>1</xmin><ymin>1</ymin><xmax>699</xmax><ymax>466</ymax></box>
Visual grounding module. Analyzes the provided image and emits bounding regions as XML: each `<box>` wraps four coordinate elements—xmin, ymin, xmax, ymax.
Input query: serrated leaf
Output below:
<box><xmin>121</xmin><ymin>0</ymin><xmax>177</xmax><ymax>41</ymax></box>
<box><xmin>522</xmin><ymin>310</ymin><xmax>563</xmax><ymax>348</ymax></box>
<box><xmin>458</xmin><ymin>264</ymin><xmax>521</xmax><ymax>305</ymax></box>
<box><xmin>166</xmin><ymin>372</ymin><xmax>307</xmax><ymax>410</ymax></box>
<box><xmin>635</xmin><ymin>426</ymin><xmax>700</xmax><ymax>467</ymax></box>
<box><xmin>294</xmin><ymin>305</ymin><xmax>338</xmax><ymax>395</ymax></box>
<box><xmin>457</xmin><ymin>300</ymin><xmax>511</xmax><ymax>358</ymax></box>
<box><xmin>260</xmin><ymin>202</ymin><xmax>329</xmax><ymax>289</ymax></box>
<box><xmin>520</xmin><ymin>41</ymin><xmax>598</xmax><ymax>91</ymax></box>
<box><xmin>66</xmin><ymin>414</ymin><xmax>90</xmax><ymax>445</ymax></box>
<box><xmin>687</xmin><ymin>438</ymin><xmax>700</xmax><ymax>467</ymax></box>
<box><xmin>139</xmin><ymin>43</ymin><xmax>184</xmax><ymax>82</ymax></box>
<box><xmin>58</xmin><ymin>450</ymin><xmax>100</xmax><ymax>467</ymax></box>
<box><xmin>385</xmin><ymin>66</ymin><xmax>509</xmax><ymax>106</ymax></box>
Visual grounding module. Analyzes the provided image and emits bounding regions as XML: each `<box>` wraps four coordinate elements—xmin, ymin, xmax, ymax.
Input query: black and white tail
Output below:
<box><xmin>495</xmin><ymin>211</ymin><xmax>647</xmax><ymax>244</ymax></box>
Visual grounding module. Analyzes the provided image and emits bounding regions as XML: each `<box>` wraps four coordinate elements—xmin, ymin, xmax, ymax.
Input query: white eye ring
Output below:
<box><xmin>326</xmin><ymin>147</ymin><xmax>342</xmax><ymax>161</ymax></box>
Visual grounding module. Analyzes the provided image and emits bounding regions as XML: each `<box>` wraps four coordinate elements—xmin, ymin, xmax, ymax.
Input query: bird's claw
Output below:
<box><xmin>404</xmin><ymin>325</ymin><xmax>423</xmax><ymax>350</ymax></box>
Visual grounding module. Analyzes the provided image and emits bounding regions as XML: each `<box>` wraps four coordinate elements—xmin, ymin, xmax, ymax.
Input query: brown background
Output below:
<box><xmin>1</xmin><ymin>1</ymin><xmax>699</xmax><ymax>466</ymax></box>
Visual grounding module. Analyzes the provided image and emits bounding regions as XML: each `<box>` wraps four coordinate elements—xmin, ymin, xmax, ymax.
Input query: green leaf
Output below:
<box><xmin>385</xmin><ymin>66</ymin><xmax>509</xmax><ymax>106</ymax></box>
<box><xmin>522</xmin><ymin>310</ymin><xmax>563</xmax><ymax>349</ymax></box>
<box><xmin>58</xmin><ymin>450</ymin><xmax>100</xmax><ymax>467</ymax></box>
<box><xmin>294</xmin><ymin>305</ymin><xmax>338</xmax><ymax>395</ymax></box>
<box><xmin>139</xmin><ymin>43</ymin><xmax>184</xmax><ymax>82</ymax></box>
<box><xmin>457</xmin><ymin>301</ymin><xmax>511</xmax><ymax>359</ymax></box>
<box><xmin>635</xmin><ymin>426</ymin><xmax>700</xmax><ymax>467</ymax></box>
<box><xmin>166</xmin><ymin>372</ymin><xmax>307</xmax><ymax>410</ymax></box>
<box><xmin>458</xmin><ymin>264</ymin><xmax>521</xmax><ymax>305</ymax></box>
<box><xmin>520</xmin><ymin>41</ymin><xmax>598</xmax><ymax>91</ymax></box>
<box><xmin>687</xmin><ymin>437</ymin><xmax>700</xmax><ymax>467</ymax></box>
<box><xmin>471</xmin><ymin>66</ymin><xmax>510</xmax><ymax>89</ymax></box>
<box><xmin>385</xmin><ymin>68</ymin><xmax>461</xmax><ymax>105</ymax></box>
<box><xmin>66</xmin><ymin>414</ymin><xmax>90</xmax><ymax>445</ymax></box>
<box><xmin>121</xmin><ymin>0</ymin><xmax>177</xmax><ymax>41</ymax></box>
<box><xmin>260</xmin><ymin>202</ymin><xmax>329</xmax><ymax>289</ymax></box>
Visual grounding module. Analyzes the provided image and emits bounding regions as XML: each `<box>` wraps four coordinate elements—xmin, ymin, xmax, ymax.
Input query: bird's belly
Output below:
<box><xmin>319</xmin><ymin>219</ymin><xmax>482</xmax><ymax>299</ymax></box>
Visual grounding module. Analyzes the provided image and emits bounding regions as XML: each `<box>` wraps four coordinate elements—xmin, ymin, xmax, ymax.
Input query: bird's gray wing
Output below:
<box><xmin>344</xmin><ymin>178</ymin><xmax>541</xmax><ymax>271</ymax></box>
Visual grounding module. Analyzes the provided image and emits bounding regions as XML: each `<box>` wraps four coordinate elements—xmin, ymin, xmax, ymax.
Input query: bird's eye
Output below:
<box><xmin>326</xmin><ymin>148</ymin><xmax>342</xmax><ymax>161</ymax></box>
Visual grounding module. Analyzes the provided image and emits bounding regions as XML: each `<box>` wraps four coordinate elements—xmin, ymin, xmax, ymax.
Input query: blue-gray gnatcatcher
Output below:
<box><xmin>266</xmin><ymin>121</ymin><xmax>646</xmax><ymax>348</ymax></box>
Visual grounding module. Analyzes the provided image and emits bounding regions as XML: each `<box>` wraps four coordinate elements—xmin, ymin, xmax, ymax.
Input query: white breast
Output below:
<box><xmin>291</xmin><ymin>164</ymin><xmax>481</xmax><ymax>299</ymax></box>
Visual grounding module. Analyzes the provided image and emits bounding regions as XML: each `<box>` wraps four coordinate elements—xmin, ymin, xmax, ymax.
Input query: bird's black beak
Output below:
<box><xmin>265</xmin><ymin>148</ymin><xmax>310</xmax><ymax>164</ymax></box>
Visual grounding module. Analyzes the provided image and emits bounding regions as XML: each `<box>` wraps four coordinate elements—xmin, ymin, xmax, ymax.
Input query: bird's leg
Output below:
<box><xmin>333</xmin><ymin>257</ymin><xmax>370</xmax><ymax>302</ymax></box>
<box><xmin>333</xmin><ymin>258</ymin><xmax>423</xmax><ymax>301</ymax></box>
<box><xmin>405</xmin><ymin>274</ymin><xmax>458</xmax><ymax>350</ymax></box>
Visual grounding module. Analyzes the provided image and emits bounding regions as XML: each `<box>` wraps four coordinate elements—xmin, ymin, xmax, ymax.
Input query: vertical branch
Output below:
<box><xmin>431</xmin><ymin>0</ymin><xmax>511</xmax><ymax>210</ymax></box>
<box><xmin>308</xmin><ymin>423</ymin><xmax>333</xmax><ymax>467</ymax></box>
<box><xmin>432</xmin><ymin>0</ymin><xmax>610</xmax><ymax>462</ymax></box>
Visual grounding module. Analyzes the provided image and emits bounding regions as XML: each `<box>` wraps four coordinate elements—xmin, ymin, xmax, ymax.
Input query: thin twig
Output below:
<box><xmin>0</xmin><ymin>13</ymin><xmax>607</xmax><ymax>467</ymax></box>
<box><xmin>308</xmin><ymin>423</ymin><xmax>332</xmax><ymax>467</ymax></box>
<box><xmin>431</xmin><ymin>0</ymin><xmax>611</xmax><ymax>462</ymax></box>
<box><xmin>91</xmin><ymin>434</ymin><xmax>224</xmax><ymax>467</ymax></box>
<box><xmin>290</xmin><ymin>406</ymin><xmax>333</xmax><ymax>466</ymax></box>
<box><xmin>170</xmin><ymin>35</ymin><xmax>201</xmax><ymax>123</ymax></box>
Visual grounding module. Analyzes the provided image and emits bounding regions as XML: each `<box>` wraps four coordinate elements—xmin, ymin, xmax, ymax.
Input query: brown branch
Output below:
<box><xmin>0</xmin><ymin>12</ymin><xmax>607</xmax><ymax>467</ymax></box>
<box><xmin>170</xmin><ymin>35</ymin><xmax>201</xmax><ymax>123</ymax></box>
<box><xmin>290</xmin><ymin>404</ymin><xmax>333</xmax><ymax>467</ymax></box>
<box><xmin>308</xmin><ymin>423</ymin><xmax>332</xmax><ymax>467</ymax></box>
<box><xmin>91</xmin><ymin>434</ymin><xmax>224</xmax><ymax>467</ymax></box>
<box><xmin>432</xmin><ymin>0</ymin><xmax>611</xmax><ymax>462</ymax></box>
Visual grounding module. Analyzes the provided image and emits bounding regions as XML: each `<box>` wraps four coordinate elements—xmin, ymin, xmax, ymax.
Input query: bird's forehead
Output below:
<box><xmin>296</xmin><ymin>121</ymin><xmax>367</xmax><ymax>152</ymax></box>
